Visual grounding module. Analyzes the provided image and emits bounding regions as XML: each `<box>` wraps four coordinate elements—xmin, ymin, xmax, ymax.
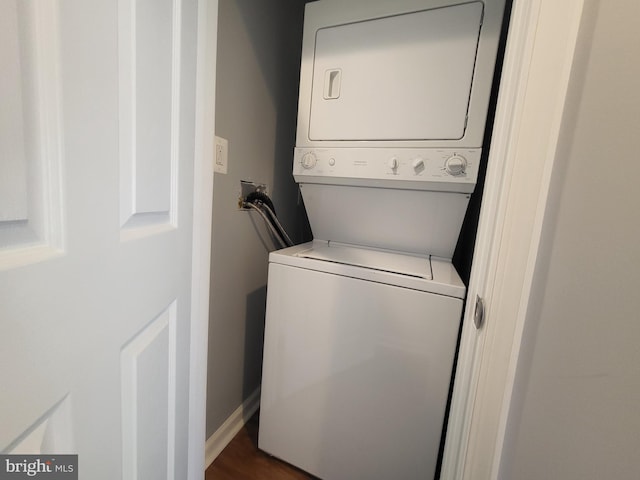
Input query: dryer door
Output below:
<box><xmin>308</xmin><ymin>2</ymin><xmax>484</xmax><ymax>142</ymax></box>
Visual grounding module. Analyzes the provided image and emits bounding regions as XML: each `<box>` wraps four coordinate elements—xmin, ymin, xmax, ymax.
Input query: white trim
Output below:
<box><xmin>169</xmin><ymin>0</ymin><xmax>183</xmax><ymax>229</ymax></box>
<box><xmin>204</xmin><ymin>388</ymin><xmax>262</xmax><ymax>469</ymax></box>
<box><xmin>488</xmin><ymin>0</ymin><xmax>586</xmax><ymax>477</ymax></box>
<box><xmin>167</xmin><ymin>302</ymin><xmax>178</xmax><ymax>480</ymax></box>
<box><xmin>187</xmin><ymin>1</ymin><xmax>218</xmax><ymax>479</ymax></box>
<box><xmin>440</xmin><ymin>0</ymin><xmax>542</xmax><ymax>477</ymax></box>
<box><xmin>118</xmin><ymin>0</ymin><xmax>136</xmax><ymax>227</ymax></box>
<box><xmin>0</xmin><ymin>244</ymin><xmax>64</xmax><ymax>272</ymax></box>
<box><xmin>446</xmin><ymin>0</ymin><xmax>587</xmax><ymax>479</ymax></box>
<box><xmin>34</xmin><ymin>0</ymin><xmax>65</xmax><ymax>252</ymax></box>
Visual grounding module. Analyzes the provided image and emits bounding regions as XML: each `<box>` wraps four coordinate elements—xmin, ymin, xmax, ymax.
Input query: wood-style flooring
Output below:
<box><xmin>205</xmin><ymin>413</ymin><xmax>316</xmax><ymax>480</ymax></box>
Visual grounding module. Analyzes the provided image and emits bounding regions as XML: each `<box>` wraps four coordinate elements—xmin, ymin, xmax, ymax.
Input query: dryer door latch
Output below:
<box><xmin>473</xmin><ymin>295</ymin><xmax>485</xmax><ymax>329</ymax></box>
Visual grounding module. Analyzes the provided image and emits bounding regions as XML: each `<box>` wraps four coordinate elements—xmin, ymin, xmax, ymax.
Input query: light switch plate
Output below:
<box><xmin>214</xmin><ymin>136</ymin><xmax>228</xmax><ymax>174</ymax></box>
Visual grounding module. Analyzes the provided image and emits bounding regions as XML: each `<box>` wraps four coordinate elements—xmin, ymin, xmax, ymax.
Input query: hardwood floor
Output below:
<box><xmin>205</xmin><ymin>413</ymin><xmax>316</xmax><ymax>480</ymax></box>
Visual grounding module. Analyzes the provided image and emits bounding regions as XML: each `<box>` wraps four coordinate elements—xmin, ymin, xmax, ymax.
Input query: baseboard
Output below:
<box><xmin>204</xmin><ymin>387</ymin><xmax>261</xmax><ymax>469</ymax></box>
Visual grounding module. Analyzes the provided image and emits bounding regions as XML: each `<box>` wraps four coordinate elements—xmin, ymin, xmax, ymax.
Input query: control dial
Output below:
<box><xmin>301</xmin><ymin>152</ymin><xmax>317</xmax><ymax>170</ymax></box>
<box><xmin>445</xmin><ymin>155</ymin><xmax>468</xmax><ymax>176</ymax></box>
<box><xmin>388</xmin><ymin>157</ymin><xmax>398</xmax><ymax>170</ymax></box>
<box><xmin>412</xmin><ymin>157</ymin><xmax>425</xmax><ymax>173</ymax></box>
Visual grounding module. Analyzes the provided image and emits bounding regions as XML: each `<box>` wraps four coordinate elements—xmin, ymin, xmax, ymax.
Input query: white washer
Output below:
<box><xmin>259</xmin><ymin>241</ymin><xmax>465</xmax><ymax>480</ymax></box>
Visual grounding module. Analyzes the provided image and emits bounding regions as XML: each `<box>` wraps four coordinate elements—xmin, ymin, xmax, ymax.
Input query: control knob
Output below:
<box><xmin>301</xmin><ymin>152</ymin><xmax>317</xmax><ymax>170</ymax></box>
<box><xmin>388</xmin><ymin>157</ymin><xmax>398</xmax><ymax>170</ymax></box>
<box><xmin>412</xmin><ymin>157</ymin><xmax>425</xmax><ymax>173</ymax></box>
<box><xmin>445</xmin><ymin>155</ymin><xmax>468</xmax><ymax>176</ymax></box>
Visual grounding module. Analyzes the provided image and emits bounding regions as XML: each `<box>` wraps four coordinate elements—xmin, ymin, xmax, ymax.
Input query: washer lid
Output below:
<box><xmin>269</xmin><ymin>241</ymin><xmax>466</xmax><ymax>298</ymax></box>
<box><xmin>296</xmin><ymin>242</ymin><xmax>432</xmax><ymax>280</ymax></box>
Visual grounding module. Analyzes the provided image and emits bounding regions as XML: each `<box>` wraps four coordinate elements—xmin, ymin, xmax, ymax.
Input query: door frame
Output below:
<box><xmin>187</xmin><ymin>1</ymin><xmax>218</xmax><ymax>479</ymax></box>
<box><xmin>441</xmin><ymin>0</ymin><xmax>586</xmax><ymax>478</ymax></box>
<box><xmin>189</xmin><ymin>0</ymin><xmax>588</xmax><ymax>477</ymax></box>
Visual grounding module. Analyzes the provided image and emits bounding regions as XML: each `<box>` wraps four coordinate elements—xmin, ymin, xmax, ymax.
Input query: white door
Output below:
<box><xmin>0</xmin><ymin>0</ymin><xmax>201</xmax><ymax>478</ymax></box>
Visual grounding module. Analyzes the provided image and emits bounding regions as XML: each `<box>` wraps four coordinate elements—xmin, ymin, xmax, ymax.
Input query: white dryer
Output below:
<box><xmin>259</xmin><ymin>0</ymin><xmax>506</xmax><ymax>478</ymax></box>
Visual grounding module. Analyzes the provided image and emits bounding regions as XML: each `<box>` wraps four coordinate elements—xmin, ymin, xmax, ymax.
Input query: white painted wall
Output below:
<box><xmin>206</xmin><ymin>0</ymin><xmax>310</xmax><ymax>438</ymax></box>
<box><xmin>500</xmin><ymin>1</ymin><xmax>640</xmax><ymax>478</ymax></box>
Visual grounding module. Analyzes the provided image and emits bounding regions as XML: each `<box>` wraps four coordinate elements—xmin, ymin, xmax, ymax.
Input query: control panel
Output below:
<box><xmin>293</xmin><ymin>148</ymin><xmax>481</xmax><ymax>192</ymax></box>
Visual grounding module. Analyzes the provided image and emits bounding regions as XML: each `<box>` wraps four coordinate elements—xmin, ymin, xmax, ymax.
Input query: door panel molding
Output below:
<box><xmin>119</xmin><ymin>0</ymin><xmax>183</xmax><ymax>240</ymax></box>
<box><xmin>121</xmin><ymin>300</ymin><xmax>178</xmax><ymax>480</ymax></box>
<box><xmin>0</xmin><ymin>0</ymin><xmax>64</xmax><ymax>269</ymax></box>
<box><xmin>6</xmin><ymin>394</ymin><xmax>74</xmax><ymax>455</ymax></box>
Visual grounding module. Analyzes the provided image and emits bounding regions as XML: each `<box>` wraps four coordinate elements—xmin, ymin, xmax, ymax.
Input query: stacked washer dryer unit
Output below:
<box><xmin>259</xmin><ymin>1</ymin><xmax>505</xmax><ymax>479</ymax></box>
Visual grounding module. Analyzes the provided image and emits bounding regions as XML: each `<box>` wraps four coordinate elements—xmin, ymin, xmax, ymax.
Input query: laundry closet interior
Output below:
<box><xmin>207</xmin><ymin>1</ymin><xmax>510</xmax><ymax>478</ymax></box>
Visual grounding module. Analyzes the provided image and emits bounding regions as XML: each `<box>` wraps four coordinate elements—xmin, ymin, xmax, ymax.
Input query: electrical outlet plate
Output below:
<box><xmin>214</xmin><ymin>136</ymin><xmax>228</xmax><ymax>174</ymax></box>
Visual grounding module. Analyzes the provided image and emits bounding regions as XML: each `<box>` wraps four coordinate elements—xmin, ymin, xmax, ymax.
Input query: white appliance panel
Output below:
<box><xmin>300</xmin><ymin>183</ymin><xmax>470</xmax><ymax>257</ymax></box>
<box><xmin>259</xmin><ymin>261</ymin><xmax>463</xmax><ymax>480</ymax></box>
<box><xmin>293</xmin><ymin>147</ymin><xmax>481</xmax><ymax>192</ymax></box>
<box><xmin>309</xmin><ymin>2</ymin><xmax>484</xmax><ymax>142</ymax></box>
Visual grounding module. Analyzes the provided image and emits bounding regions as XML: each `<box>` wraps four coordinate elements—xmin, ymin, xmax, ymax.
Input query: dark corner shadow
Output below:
<box><xmin>242</xmin><ymin>285</ymin><xmax>268</xmax><ymax>428</ymax></box>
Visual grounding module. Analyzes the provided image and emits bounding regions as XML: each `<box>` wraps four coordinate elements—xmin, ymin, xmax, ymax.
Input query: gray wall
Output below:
<box><xmin>206</xmin><ymin>0</ymin><xmax>309</xmax><ymax>437</ymax></box>
<box><xmin>500</xmin><ymin>1</ymin><xmax>640</xmax><ymax>478</ymax></box>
